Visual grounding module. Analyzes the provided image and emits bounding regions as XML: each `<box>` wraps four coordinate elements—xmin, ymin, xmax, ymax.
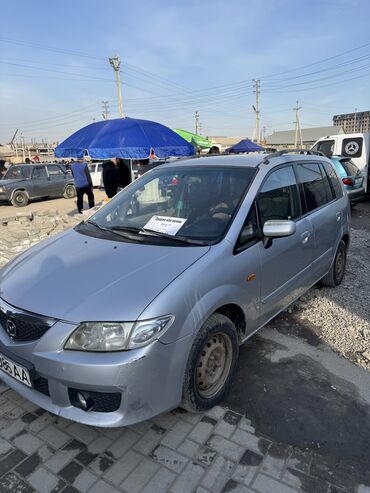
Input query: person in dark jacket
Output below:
<box><xmin>71</xmin><ymin>159</ymin><xmax>95</xmax><ymax>213</ymax></box>
<box><xmin>116</xmin><ymin>158</ymin><xmax>131</xmax><ymax>189</ymax></box>
<box><xmin>0</xmin><ymin>160</ymin><xmax>7</xmax><ymax>177</ymax></box>
<box><xmin>102</xmin><ymin>159</ymin><xmax>119</xmax><ymax>198</ymax></box>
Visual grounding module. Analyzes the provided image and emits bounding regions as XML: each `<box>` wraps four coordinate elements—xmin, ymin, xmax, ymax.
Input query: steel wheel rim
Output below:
<box><xmin>16</xmin><ymin>194</ymin><xmax>25</xmax><ymax>204</ymax></box>
<box><xmin>197</xmin><ymin>332</ymin><xmax>232</xmax><ymax>398</ymax></box>
<box><xmin>66</xmin><ymin>186</ymin><xmax>74</xmax><ymax>198</ymax></box>
<box><xmin>335</xmin><ymin>248</ymin><xmax>345</xmax><ymax>279</ymax></box>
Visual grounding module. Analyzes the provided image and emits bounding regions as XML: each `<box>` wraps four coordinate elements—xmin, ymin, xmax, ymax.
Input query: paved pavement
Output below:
<box><xmin>0</xmin><ymin>200</ymin><xmax>368</xmax><ymax>493</ymax></box>
<box><xmin>0</xmin><ymin>189</ymin><xmax>106</xmax><ymax>220</ymax></box>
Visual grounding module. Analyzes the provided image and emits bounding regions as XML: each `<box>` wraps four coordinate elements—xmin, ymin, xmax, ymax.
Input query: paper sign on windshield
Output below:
<box><xmin>144</xmin><ymin>216</ymin><xmax>187</xmax><ymax>235</ymax></box>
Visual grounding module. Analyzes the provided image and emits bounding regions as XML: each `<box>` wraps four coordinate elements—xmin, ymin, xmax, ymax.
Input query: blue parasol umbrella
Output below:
<box><xmin>54</xmin><ymin>117</ymin><xmax>196</xmax><ymax>159</ymax></box>
<box><xmin>225</xmin><ymin>139</ymin><xmax>265</xmax><ymax>154</ymax></box>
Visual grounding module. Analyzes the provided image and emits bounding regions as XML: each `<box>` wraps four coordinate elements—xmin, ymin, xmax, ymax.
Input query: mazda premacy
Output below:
<box><xmin>0</xmin><ymin>151</ymin><xmax>350</xmax><ymax>426</ymax></box>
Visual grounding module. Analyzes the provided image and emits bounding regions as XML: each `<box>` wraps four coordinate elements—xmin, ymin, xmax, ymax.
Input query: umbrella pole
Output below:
<box><xmin>130</xmin><ymin>159</ymin><xmax>133</xmax><ymax>181</ymax></box>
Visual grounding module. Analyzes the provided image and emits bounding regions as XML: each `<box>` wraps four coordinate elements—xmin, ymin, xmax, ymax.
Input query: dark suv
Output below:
<box><xmin>0</xmin><ymin>163</ymin><xmax>76</xmax><ymax>207</ymax></box>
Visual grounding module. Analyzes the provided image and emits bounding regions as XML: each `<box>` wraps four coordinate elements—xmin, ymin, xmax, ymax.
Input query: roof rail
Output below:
<box><xmin>260</xmin><ymin>148</ymin><xmax>325</xmax><ymax>165</ymax></box>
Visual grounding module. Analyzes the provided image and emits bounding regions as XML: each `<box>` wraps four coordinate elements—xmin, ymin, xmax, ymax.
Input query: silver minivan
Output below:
<box><xmin>0</xmin><ymin>151</ymin><xmax>350</xmax><ymax>427</ymax></box>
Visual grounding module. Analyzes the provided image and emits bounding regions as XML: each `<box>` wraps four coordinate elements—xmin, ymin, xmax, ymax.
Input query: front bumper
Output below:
<box><xmin>0</xmin><ymin>192</ymin><xmax>11</xmax><ymax>202</ymax></box>
<box><xmin>0</xmin><ymin>319</ymin><xmax>191</xmax><ymax>427</ymax></box>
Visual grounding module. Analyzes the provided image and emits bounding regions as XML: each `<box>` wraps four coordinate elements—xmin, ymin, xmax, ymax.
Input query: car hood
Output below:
<box><xmin>0</xmin><ymin>228</ymin><xmax>210</xmax><ymax>322</ymax></box>
<box><xmin>0</xmin><ymin>178</ymin><xmax>26</xmax><ymax>186</ymax></box>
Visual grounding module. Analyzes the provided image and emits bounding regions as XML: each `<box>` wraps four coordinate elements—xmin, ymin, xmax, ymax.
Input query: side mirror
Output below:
<box><xmin>262</xmin><ymin>220</ymin><xmax>296</xmax><ymax>248</ymax></box>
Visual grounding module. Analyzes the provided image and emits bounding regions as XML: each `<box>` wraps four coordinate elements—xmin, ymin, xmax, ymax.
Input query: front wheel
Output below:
<box><xmin>181</xmin><ymin>313</ymin><xmax>239</xmax><ymax>412</ymax></box>
<box><xmin>11</xmin><ymin>190</ymin><xmax>29</xmax><ymax>207</ymax></box>
<box><xmin>320</xmin><ymin>240</ymin><xmax>347</xmax><ymax>287</ymax></box>
<box><xmin>63</xmin><ymin>184</ymin><xmax>76</xmax><ymax>199</ymax></box>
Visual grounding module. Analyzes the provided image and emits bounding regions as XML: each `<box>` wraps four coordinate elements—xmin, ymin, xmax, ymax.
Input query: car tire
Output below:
<box><xmin>320</xmin><ymin>240</ymin><xmax>347</xmax><ymax>287</ymax></box>
<box><xmin>11</xmin><ymin>190</ymin><xmax>29</xmax><ymax>207</ymax></box>
<box><xmin>63</xmin><ymin>184</ymin><xmax>76</xmax><ymax>199</ymax></box>
<box><xmin>181</xmin><ymin>313</ymin><xmax>239</xmax><ymax>412</ymax></box>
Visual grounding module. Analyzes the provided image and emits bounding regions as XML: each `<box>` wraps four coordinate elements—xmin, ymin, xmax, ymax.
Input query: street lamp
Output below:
<box><xmin>109</xmin><ymin>56</ymin><xmax>124</xmax><ymax>118</ymax></box>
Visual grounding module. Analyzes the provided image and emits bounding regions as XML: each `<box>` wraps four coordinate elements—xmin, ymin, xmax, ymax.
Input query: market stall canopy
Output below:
<box><xmin>173</xmin><ymin>129</ymin><xmax>213</xmax><ymax>149</ymax></box>
<box><xmin>54</xmin><ymin>118</ymin><xmax>196</xmax><ymax>159</ymax></box>
<box><xmin>226</xmin><ymin>139</ymin><xmax>265</xmax><ymax>153</ymax></box>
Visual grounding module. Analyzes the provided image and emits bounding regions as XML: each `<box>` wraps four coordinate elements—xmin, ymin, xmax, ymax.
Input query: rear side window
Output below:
<box><xmin>340</xmin><ymin>159</ymin><xmax>360</xmax><ymax>176</ymax></box>
<box><xmin>47</xmin><ymin>165</ymin><xmax>63</xmax><ymax>176</ymax></box>
<box><xmin>322</xmin><ymin>162</ymin><xmax>344</xmax><ymax>198</ymax></box>
<box><xmin>313</xmin><ymin>140</ymin><xmax>335</xmax><ymax>157</ymax></box>
<box><xmin>296</xmin><ymin>163</ymin><xmax>334</xmax><ymax>213</ymax></box>
<box><xmin>257</xmin><ymin>166</ymin><xmax>300</xmax><ymax>225</ymax></box>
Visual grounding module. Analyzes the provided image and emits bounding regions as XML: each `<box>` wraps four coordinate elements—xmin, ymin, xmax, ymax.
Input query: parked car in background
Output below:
<box><xmin>311</xmin><ymin>132</ymin><xmax>369</xmax><ymax>193</ymax></box>
<box><xmin>0</xmin><ymin>163</ymin><xmax>76</xmax><ymax>207</ymax></box>
<box><xmin>88</xmin><ymin>162</ymin><xmax>103</xmax><ymax>188</ymax></box>
<box><xmin>330</xmin><ymin>156</ymin><xmax>364</xmax><ymax>206</ymax></box>
<box><xmin>0</xmin><ymin>150</ymin><xmax>350</xmax><ymax>426</ymax></box>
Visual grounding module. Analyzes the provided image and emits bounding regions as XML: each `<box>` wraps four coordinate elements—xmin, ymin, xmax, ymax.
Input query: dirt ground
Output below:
<box><xmin>0</xmin><ymin>189</ymin><xmax>107</xmax><ymax>219</ymax></box>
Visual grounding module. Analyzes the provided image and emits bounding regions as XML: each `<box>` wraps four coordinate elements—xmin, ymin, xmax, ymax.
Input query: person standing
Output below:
<box><xmin>116</xmin><ymin>158</ymin><xmax>131</xmax><ymax>189</ymax></box>
<box><xmin>70</xmin><ymin>159</ymin><xmax>95</xmax><ymax>213</ymax></box>
<box><xmin>0</xmin><ymin>160</ymin><xmax>7</xmax><ymax>177</ymax></box>
<box><xmin>102</xmin><ymin>159</ymin><xmax>119</xmax><ymax>198</ymax></box>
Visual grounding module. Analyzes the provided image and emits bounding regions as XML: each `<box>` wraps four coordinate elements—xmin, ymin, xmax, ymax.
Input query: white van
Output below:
<box><xmin>88</xmin><ymin>162</ymin><xmax>103</xmax><ymax>188</ymax></box>
<box><xmin>311</xmin><ymin>133</ymin><xmax>370</xmax><ymax>193</ymax></box>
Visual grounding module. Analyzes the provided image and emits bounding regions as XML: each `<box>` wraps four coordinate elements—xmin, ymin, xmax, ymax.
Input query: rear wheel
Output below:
<box><xmin>11</xmin><ymin>190</ymin><xmax>29</xmax><ymax>207</ymax></box>
<box><xmin>181</xmin><ymin>313</ymin><xmax>239</xmax><ymax>412</ymax></box>
<box><xmin>321</xmin><ymin>240</ymin><xmax>347</xmax><ymax>287</ymax></box>
<box><xmin>63</xmin><ymin>184</ymin><xmax>76</xmax><ymax>199</ymax></box>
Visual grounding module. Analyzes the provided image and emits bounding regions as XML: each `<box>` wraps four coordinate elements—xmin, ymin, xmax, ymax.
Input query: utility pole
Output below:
<box><xmin>109</xmin><ymin>56</ymin><xmax>124</xmax><ymax>118</ymax></box>
<box><xmin>252</xmin><ymin>79</ymin><xmax>260</xmax><ymax>143</ymax></box>
<box><xmin>293</xmin><ymin>100</ymin><xmax>303</xmax><ymax>148</ymax></box>
<box><xmin>20</xmin><ymin>133</ymin><xmax>25</xmax><ymax>162</ymax></box>
<box><xmin>195</xmin><ymin>111</ymin><xmax>200</xmax><ymax>135</ymax></box>
<box><xmin>101</xmin><ymin>101</ymin><xmax>110</xmax><ymax>120</ymax></box>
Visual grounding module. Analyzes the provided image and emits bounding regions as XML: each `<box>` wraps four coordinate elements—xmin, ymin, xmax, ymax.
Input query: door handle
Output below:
<box><xmin>301</xmin><ymin>231</ymin><xmax>310</xmax><ymax>244</ymax></box>
<box><xmin>336</xmin><ymin>212</ymin><xmax>341</xmax><ymax>222</ymax></box>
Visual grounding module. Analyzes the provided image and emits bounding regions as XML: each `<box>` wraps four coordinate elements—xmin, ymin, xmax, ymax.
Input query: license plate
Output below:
<box><xmin>355</xmin><ymin>177</ymin><xmax>362</xmax><ymax>184</ymax></box>
<box><xmin>0</xmin><ymin>353</ymin><xmax>32</xmax><ymax>388</ymax></box>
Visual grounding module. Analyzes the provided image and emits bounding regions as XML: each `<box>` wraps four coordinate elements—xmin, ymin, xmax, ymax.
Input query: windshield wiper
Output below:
<box><xmin>85</xmin><ymin>220</ymin><xmax>143</xmax><ymax>242</ymax></box>
<box><xmin>86</xmin><ymin>219</ymin><xmax>109</xmax><ymax>231</ymax></box>
<box><xmin>111</xmin><ymin>225</ymin><xmax>208</xmax><ymax>245</ymax></box>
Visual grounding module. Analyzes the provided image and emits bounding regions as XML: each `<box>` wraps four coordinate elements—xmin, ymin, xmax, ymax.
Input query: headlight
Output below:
<box><xmin>0</xmin><ymin>187</ymin><xmax>5</xmax><ymax>193</ymax></box>
<box><xmin>64</xmin><ymin>315</ymin><xmax>174</xmax><ymax>352</ymax></box>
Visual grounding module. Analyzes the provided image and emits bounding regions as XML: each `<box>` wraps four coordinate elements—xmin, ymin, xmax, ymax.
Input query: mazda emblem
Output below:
<box><xmin>6</xmin><ymin>319</ymin><xmax>17</xmax><ymax>338</ymax></box>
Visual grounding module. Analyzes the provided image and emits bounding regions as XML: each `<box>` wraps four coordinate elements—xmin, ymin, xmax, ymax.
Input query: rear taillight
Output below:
<box><xmin>342</xmin><ymin>178</ymin><xmax>354</xmax><ymax>186</ymax></box>
<box><xmin>171</xmin><ymin>177</ymin><xmax>179</xmax><ymax>185</ymax></box>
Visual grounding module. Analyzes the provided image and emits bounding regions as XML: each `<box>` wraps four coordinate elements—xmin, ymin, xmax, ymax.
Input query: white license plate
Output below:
<box><xmin>0</xmin><ymin>353</ymin><xmax>32</xmax><ymax>388</ymax></box>
<box><xmin>355</xmin><ymin>177</ymin><xmax>362</xmax><ymax>184</ymax></box>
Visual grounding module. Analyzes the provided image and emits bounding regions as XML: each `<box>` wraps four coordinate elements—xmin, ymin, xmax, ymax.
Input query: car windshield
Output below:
<box><xmin>89</xmin><ymin>165</ymin><xmax>256</xmax><ymax>243</ymax></box>
<box><xmin>4</xmin><ymin>166</ymin><xmax>32</xmax><ymax>179</ymax></box>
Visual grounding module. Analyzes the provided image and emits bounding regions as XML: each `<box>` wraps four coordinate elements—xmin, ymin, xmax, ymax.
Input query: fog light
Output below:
<box><xmin>76</xmin><ymin>392</ymin><xmax>87</xmax><ymax>409</ymax></box>
<box><xmin>69</xmin><ymin>389</ymin><xmax>94</xmax><ymax>411</ymax></box>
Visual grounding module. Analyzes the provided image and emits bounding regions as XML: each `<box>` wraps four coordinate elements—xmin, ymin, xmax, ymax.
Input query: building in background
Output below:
<box><xmin>265</xmin><ymin>126</ymin><xmax>344</xmax><ymax>150</ymax></box>
<box><xmin>333</xmin><ymin>111</ymin><xmax>370</xmax><ymax>133</ymax></box>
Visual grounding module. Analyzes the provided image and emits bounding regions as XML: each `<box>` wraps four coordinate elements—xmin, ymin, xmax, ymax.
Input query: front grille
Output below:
<box><xmin>33</xmin><ymin>377</ymin><xmax>50</xmax><ymax>396</ymax></box>
<box><xmin>0</xmin><ymin>298</ymin><xmax>56</xmax><ymax>342</ymax></box>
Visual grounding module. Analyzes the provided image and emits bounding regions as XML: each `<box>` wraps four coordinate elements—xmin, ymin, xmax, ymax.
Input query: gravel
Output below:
<box><xmin>290</xmin><ymin>227</ymin><xmax>370</xmax><ymax>370</ymax></box>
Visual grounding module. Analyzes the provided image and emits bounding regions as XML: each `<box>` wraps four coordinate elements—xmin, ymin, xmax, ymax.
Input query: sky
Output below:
<box><xmin>1</xmin><ymin>0</ymin><xmax>370</xmax><ymax>144</ymax></box>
